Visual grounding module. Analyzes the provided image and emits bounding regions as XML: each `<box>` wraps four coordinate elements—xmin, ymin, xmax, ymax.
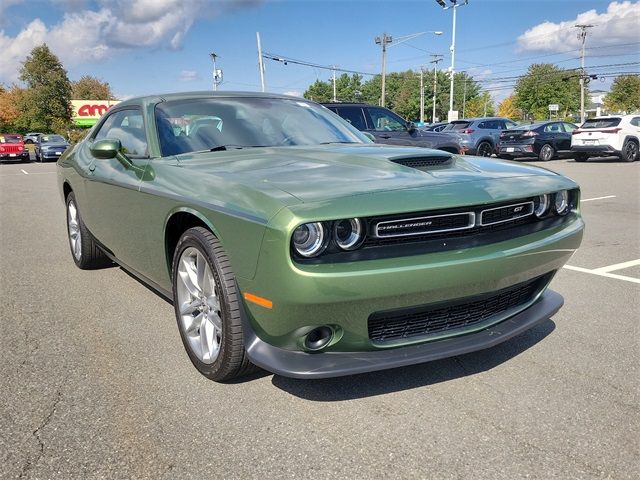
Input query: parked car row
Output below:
<box><xmin>0</xmin><ymin>133</ymin><xmax>70</xmax><ymax>163</ymax></box>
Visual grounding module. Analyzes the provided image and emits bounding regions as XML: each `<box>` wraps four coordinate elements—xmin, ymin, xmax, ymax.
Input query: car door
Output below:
<box><xmin>364</xmin><ymin>107</ymin><xmax>413</xmax><ymax>146</ymax></box>
<box><xmin>558</xmin><ymin>123</ymin><xmax>577</xmax><ymax>152</ymax></box>
<box><xmin>82</xmin><ymin>108</ymin><xmax>151</xmax><ymax>268</ymax></box>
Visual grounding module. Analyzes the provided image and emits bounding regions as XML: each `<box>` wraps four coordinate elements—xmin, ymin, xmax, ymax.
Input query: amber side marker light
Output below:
<box><xmin>243</xmin><ymin>292</ymin><xmax>273</xmax><ymax>309</ymax></box>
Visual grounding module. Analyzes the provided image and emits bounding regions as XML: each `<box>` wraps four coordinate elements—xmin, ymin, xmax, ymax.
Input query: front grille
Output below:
<box><xmin>391</xmin><ymin>156</ymin><xmax>452</xmax><ymax>168</ymax></box>
<box><xmin>479</xmin><ymin>201</ymin><xmax>534</xmax><ymax>226</ymax></box>
<box><xmin>368</xmin><ymin>274</ymin><xmax>549</xmax><ymax>343</ymax></box>
<box><xmin>375</xmin><ymin>212</ymin><xmax>474</xmax><ymax>237</ymax></box>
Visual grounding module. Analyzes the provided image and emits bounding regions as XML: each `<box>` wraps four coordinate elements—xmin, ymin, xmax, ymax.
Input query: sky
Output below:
<box><xmin>1</xmin><ymin>0</ymin><xmax>638</xmax><ymax>103</ymax></box>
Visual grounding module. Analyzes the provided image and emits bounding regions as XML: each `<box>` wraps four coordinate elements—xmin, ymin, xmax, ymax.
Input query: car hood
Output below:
<box><xmin>42</xmin><ymin>143</ymin><xmax>69</xmax><ymax>149</ymax></box>
<box><xmin>175</xmin><ymin>144</ymin><xmax>558</xmax><ymax>204</ymax></box>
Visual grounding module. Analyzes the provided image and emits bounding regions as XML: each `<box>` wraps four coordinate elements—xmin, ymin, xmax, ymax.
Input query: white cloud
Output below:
<box><xmin>0</xmin><ymin>0</ymin><xmax>261</xmax><ymax>84</ymax></box>
<box><xmin>178</xmin><ymin>70</ymin><xmax>200</xmax><ymax>82</ymax></box>
<box><xmin>517</xmin><ymin>1</ymin><xmax>640</xmax><ymax>53</ymax></box>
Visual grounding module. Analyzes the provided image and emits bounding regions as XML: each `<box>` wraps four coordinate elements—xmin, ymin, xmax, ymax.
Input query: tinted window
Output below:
<box><xmin>333</xmin><ymin>106</ymin><xmax>367</xmax><ymax>131</ymax></box>
<box><xmin>94</xmin><ymin>109</ymin><xmax>148</xmax><ymax>157</ymax></box>
<box><xmin>543</xmin><ymin>123</ymin><xmax>562</xmax><ymax>133</ymax></box>
<box><xmin>504</xmin><ymin>120</ymin><xmax>518</xmax><ymax>129</ymax></box>
<box><xmin>563</xmin><ymin>123</ymin><xmax>577</xmax><ymax>132</ymax></box>
<box><xmin>367</xmin><ymin>107</ymin><xmax>407</xmax><ymax>132</ymax></box>
<box><xmin>154</xmin><ymin>97</ymin><xmax>366</xmax><ymax>157</ymax></box>
<box><xmin>445</xmin><ymin>121</ymin><xmax>471</xmax><ymax>131</ymax></box>
<box><xmin>631</xmin><ymin>117</ymin><xmax>640</xmax><ymax>127</ymax></box>
<box><xmin>581</xmin><ymin>118</ymin><xmax>621</xmax><ymax>129</ymax></box>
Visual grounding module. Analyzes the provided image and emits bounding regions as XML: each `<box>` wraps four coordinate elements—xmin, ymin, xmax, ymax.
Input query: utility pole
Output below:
<box><xmin>256</xmin><ymin>32</ymin><xmax>265</xmax><ymax>92</ymax></box>
<box><xmin>576</xmin><ymin>24</ymin><xmax>594</xmax><ymax>124</ymax></box>
<box><xmin>462</xmin><ymin>76</ymin><xmax>467</xmax><ymax>118</ymax></box>
<box><xmin>420</xmin><ymin>67</ymin><xmax>425</xmax><ymax>122</ymax></box>
<box><xmin>375</xmin><ymin>33</ymin><xmax>392</xmax><ymax>107</ymax></box>
<box><xmin>430</xmin><ymin>54</ymin><xmax>443</xmax><ymax>122</ymax></box>
<box><xmin>332</xmin><ymin>67</ymin><xmax>337</xmax><ymax>102</ymax></box>
<box><xmin>210</xmin><ymin>52</ymin><xmax>222</xmax><ymax>91</ymax></box>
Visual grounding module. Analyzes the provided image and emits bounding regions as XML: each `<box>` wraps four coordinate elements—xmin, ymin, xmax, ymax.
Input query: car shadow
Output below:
<box><xmin>270</xmin><ymin>319</ymin><xmax>556</xmax><ymax>401</ymax></box>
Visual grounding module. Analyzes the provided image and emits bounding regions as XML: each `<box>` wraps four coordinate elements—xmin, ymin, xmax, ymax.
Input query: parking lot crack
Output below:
<box><xmin>18</xmin><ymin>388</ymin><xmax>62</xmax><ymax>479</ymax></box>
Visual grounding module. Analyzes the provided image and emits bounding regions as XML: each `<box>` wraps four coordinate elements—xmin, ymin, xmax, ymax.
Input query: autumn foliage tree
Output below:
<box><xmin>497</xmin><ymin>95</ymin><xmax>520</xmax><ymax>119</ymax></box>
<box><xmin>71</xmin><ymin>75</ymin><xmax>113</xmax><ymax>100</ymax></box>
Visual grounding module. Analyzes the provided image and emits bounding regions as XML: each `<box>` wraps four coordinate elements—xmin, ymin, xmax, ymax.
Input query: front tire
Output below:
<box><xmin>172</xmin><ymin>227</ymin><xmax>254</xmax><ymax>382</ymax></box>
<box><xmin>538</xmin><ymin>143</ymin><xmax>555</xmax><ymax>161</ymax></box>
<box><xmin>621</xmin><ymin>139</ymin><xmax>638</xmax><ymax>162</ymax></box>
<box><xmin>65</xmin><ymin>192</ymin><xmax>111</xmax><ymax>269</ymax></box>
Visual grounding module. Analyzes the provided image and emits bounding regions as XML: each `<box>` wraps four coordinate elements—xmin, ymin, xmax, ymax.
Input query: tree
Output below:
<box><xmin>304</xmin><ymin>79</ymin><xmax>332</xmax><ymax>102</ymax></box>
<box><xmin>513</xmin><ymin>63</ymin><xmax>582</xmax><ymax>121</ymax></box>
<box><xmin>71</xmin><ymin>75</ymin><xmax>113</xmax><ymax>100</ymax></box>
<box><xmin>603</xmin><ymin>75</ymin><xmax>640</xmax><ymax>113</ymax></box>
<box><xmin>0</xmin><ymin>85</ymin><xmax>26</xmax><ymax>132</ymax></box>
<box><xmin>19</xmin><ymin>44</ymin><xmax>72</xmax><ymax>132</ymax></box>
<box><xmin>497</xmin><ymin>95</ymin><xmax>520</xmax><ymax>119</ymax></box>
<box><xmin>464</xmin><ymin>91</ymin><xmax>495</xmax><ymax>118</ymax></box>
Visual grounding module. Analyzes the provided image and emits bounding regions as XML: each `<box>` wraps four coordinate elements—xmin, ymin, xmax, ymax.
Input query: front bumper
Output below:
<box><xmin>0</xmin><ymin>152</ymin><xmax>30</xmax><ymax>161</ymax></box>
<box><xmin>41</xmin><ymin>152</ymin><xmax>65</xmax><ymax>160</ymax></box>
<box><xmin>244</xmin><ymin>289</ymin><xmax>563</xmax><ymax>378</ymax></box>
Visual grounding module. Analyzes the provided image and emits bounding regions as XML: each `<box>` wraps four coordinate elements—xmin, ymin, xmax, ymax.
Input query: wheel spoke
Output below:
<box><xmin>178</xmin><ymin>256</ymin><xmax>201</xmax><ymax>298</ymax></box>
<box><xmin>208</xmin><ymin>312</ymin><xmax>222</xmax><ymax>331</ymax></box>
<box><xmin>180</xmin><ymin>298</ymin><xmax>201</xmax><ymax>315</ymax></box>
<box><xmin>200</xmin><ymin>316</ymin><xmax>215</xmax><ymax>360</ymax></box>
<box><xmin>185</xmin><ymin>312</ymin><xmax>204</xmax><ymax>336</ymax></box>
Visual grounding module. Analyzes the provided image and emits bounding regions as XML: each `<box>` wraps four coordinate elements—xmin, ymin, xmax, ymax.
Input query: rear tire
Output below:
<box><xmin>476</xmin><ymin>141</ymin><xmax>493</xmax><ymax>157</ymax></box>
<box><xmin>65</xmin><ymin>192</ymin><xmax>111</xmax><ymax>269</ymax></box>
<box><xmin>621</xmin><ymin>139</ymin><xmax>638</xmax><ymax>162</ymax></box>
<box><xmin>538</xmin><ymin>144</ymin><xmax>555</xmax><ymax>161</ymax></box>
<box><xmin>172</xmin><ymin>227</ymin><xmax>256</xmax><ymax>382</ymax></box>
<box><xmin>574</xmin><ymin>154</ymin><xmax>589</xmax><ymax>162</ymax></box>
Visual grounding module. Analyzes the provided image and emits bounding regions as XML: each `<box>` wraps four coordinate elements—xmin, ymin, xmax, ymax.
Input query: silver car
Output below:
<box><xmin>443</xmin><ymin>117</ymin><xmax>518</xmax><ymax>156</ymax></box>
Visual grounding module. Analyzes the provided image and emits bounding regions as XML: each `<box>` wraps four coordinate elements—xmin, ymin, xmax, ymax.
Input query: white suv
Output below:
<box><xmin>571</xmin><ymin>115</ymin><xmax>640</xmax><ymax>162</ymax></box>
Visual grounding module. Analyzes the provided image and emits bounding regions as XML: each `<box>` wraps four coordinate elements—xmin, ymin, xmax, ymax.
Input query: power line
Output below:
<box><xmin>262</xmin><ymin>52</ymin><xmax>376</xmax><ymax>76</ymax></box>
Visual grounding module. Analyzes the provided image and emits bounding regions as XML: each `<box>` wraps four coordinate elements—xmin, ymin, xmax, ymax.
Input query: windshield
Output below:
<box><xmin>155</xmin><ymin>97</ymin><xmax>369</xmax><ymax>156</ymax></box>
<box><xmin>444</xmin><ymin>121</ymin><xmax>471</xmax><ymax>131</ymax></box>
<box><xmin>581</xmin><ymin>118</ymin><xmax>621</xmax><ymax>129</ymax></box>
<box><xmin>41</xmin><ymin>135</ymin><xmax>66</xmax><ymax>143</ymax></box>
<box><xmin>0</xmin><ymin>135</ymin><xmax>22</xmax><ymax>143</ymax></box>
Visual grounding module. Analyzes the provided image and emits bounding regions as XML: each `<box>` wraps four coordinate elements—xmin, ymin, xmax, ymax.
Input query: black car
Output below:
<box><xmin>423</xmin><ymin>122</ymin><xmax>449</xmax><ymax>132</ymax></box>
<box><xmin>322</xmin><ymin>103</ymin><xmax>462</xmax><ymax>154</ymax></box>
<box><xmin>35</xmin><ymin>134</ymin><xmax>70</xmax><ymax>162</ymax></box>
<box><xmin>497</xmin><ymin>121</ymin><xmax>578</xmax><ymax>161</ymax></box>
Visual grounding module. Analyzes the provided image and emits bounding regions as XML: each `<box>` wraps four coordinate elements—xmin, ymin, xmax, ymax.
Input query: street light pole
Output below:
<box><xmin>430</xmin><ymin>54</ymin><xmax>443</xmax><ymax>122</ymax></box>
<box><xmin>435</xmin><ymin>0</ymin><xmax>468</xmax><ymax>121</ymax></box>
<box><xmin>576</xmin><ymin>24</ymin><xmax>594</xmax><ymax>124</ymax></box>
<box><xmin>210</xmin><ymin>52</ymin><xmax>222</xmax><ymax>91</ymax></box>
<box><xmin>256</xmin><ymin>32</ymin><xmax>266</xmax><ymax>92</ymax></box>
<box><xmin>420</xmin><ymin>67</ymin><xmax>425</xmax><ymax>122</ymax></box>
<box><xmin>332</xmin><ymin>67</ymin><xmax>337</xmax><ymax>102</ymax></box>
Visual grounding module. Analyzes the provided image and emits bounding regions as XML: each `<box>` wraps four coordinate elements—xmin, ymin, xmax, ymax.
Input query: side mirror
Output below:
<box><xmin>362</xmin><ymin>132</ymin><xmax>376</xmax><ymax>142</ymax></box>
<box><xmin>90</xmin><ymin>138</ymin><xmax>121</xmax><ymax>159</ymax></box>
<box><xmin>407</xmin><ymin>121</ymin><xmax>417</xmax><ymax>133</ymax></box>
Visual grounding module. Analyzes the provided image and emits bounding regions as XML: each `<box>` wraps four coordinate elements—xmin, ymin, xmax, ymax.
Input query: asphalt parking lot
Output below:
<box><xmin>1</xmin><ymin>155</ymin><xmax>638</xmax><ymax>479</ymax></box>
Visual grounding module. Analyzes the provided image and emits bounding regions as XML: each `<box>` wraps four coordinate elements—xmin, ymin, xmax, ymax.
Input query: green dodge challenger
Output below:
<box><xmin>57</xmin><ymin>92</ymin><xmax>584</xmax><ymax>381</ymax></box>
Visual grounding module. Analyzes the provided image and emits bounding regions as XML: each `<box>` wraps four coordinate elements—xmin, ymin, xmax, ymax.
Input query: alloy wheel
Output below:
<box><xmin>176</xmin><ymin>247</ymin><xmax>222</xmax><ymax>364</ymax></box>
<box><xmin>477</xmin><ymin>142</ymin><xmax>492</xmax><ymax>157</ymax></box>
<box><xmin>540</xmin><ymin>144</ymin><xmax>554</xmax><ymax>161</ymax></box>
<box><xmin>625</xmin><ymin>141</ymin><xmax>638</xmax><ymax>161</ymax></box>
<box><xmin>67</xmin><ymin>200</ymin><xmax>82</xmax><ymax>261</ymax></box>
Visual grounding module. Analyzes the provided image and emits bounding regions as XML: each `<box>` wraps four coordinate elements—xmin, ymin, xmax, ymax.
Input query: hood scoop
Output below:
<box><xmin>390</xmin><ymin>155</ymin><xmax>453</xmax><ymax>169</ymax></box>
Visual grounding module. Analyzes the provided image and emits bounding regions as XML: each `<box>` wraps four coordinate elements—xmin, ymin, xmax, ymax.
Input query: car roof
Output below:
<box><xmin>320</xmin><ymin>102</ymin><xmax>376</xmax><ymax>107</ymax></box>
<box><xmin>116</xmin><ymin>91</ymin><xmax>311</xmax><ymax>109</ymax></box>
<box><xmin>453</xmin><ymin>117</ymin><xmax>508</xmax><ymax>122</ymax></box>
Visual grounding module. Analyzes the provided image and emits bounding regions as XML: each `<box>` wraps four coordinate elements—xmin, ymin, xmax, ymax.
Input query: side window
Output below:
<box><xmin>487</xmin><ymin>120</ymin><xmax>500</xmax><ymax>130</ymax></box>
<box><xmin>367</xmin><ymin>108</ymin><xmax>406</xmax><ymax>132</ymax></box>
<box><xmin>504</xmin><ymin>120</ymin><xmax>518</xmax><ymax>129</ymax></box>
<box><xmin>563</xmin><ymin>123</ymin><xmax>577</xmax><ymax>132</ymax></box>
<box><xmin>93</xmin><ymin>109</ymin><xmax>148</xmax><ymax>157</ymax></box>
<box><xmin>333</xmin><ymin>107</ymin><xmax>367</xmax><ymax>131</ymax></box>
<box><xmin>544</xmin><ymin>123</ymin><xmax>561</xmax><ymax>133</ymax></box>
<box><xmin>477</xmin><ymin>121</ymin><xmax>487</xmax><ymax>129</ymax></box>
<box><xmin>631</xmin><ymin>117</ymin><xmax>640</xmax><ymax>127</ymax></box>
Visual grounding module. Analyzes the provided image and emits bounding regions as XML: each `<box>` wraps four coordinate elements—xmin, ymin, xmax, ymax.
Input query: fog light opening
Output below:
<box><xmin>304</xmin><ymin>326</ymin><xmax>334</xmax><ymax>352</ymax></box>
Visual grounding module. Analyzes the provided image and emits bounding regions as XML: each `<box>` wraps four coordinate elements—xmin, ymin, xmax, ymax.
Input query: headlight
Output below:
<box><xmin>554</xmin><ymin>190</ymin><xmax>570</xmax><ymax>215</ymax></box>
<box><xmin>292</xmin><ymin>222</ymin><xmax>326</xmax><ymax>257</ymax></box>
<box><xmin>534</xmin><ymin>194</ymin><xmax>550</xmax><ymax>218</ymax></box>
<box><xmin>334</xmin><ymin>218</ymin><xmax>364</xmax><ymax>250</ymax></box>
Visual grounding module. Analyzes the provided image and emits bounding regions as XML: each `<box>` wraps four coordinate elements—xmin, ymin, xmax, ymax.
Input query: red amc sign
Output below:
<box><xmin>71</xmin><ymin>99</ymin><xmax>120</xmax><ymax>126</ymax></box>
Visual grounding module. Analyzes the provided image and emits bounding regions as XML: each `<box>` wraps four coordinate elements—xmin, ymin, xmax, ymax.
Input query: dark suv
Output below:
<box><xmin>443</xmin><ymin>117</ymin><xmax>518</xmax><ymax>156</ymax></box>
<box><xmin>322</xmin><ymin>103</ymin><xmax>463</xmax><ymax>154</ymax></box>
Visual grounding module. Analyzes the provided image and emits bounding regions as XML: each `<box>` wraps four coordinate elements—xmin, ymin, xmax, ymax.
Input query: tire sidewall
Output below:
<box><xmin>65</xmin><ymin>193</ymin><xmax>85</xmax><ymax>268</ymax></box>
<box><xmin>171</xmin><ymin>228</ymin><xmax>237</xmax><ymax>380</ymax></box>
<box><xmin>539</xmin><ymin>144</ymin><xmax>554</xmax><ymax>161</ymax></box>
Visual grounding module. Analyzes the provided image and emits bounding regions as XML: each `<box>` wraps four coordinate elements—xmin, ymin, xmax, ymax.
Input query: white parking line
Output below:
<box><xmin>581</xmin><ymin>195</ymin><xmax>616</xmax><ymax>202</ymax></box>
<box><xmin>563</xmin><ymin>265</ymin><xmax>640</xmax><ymax>284</ymax></box>
<box><xmin>593</xmin><ymin>259</ymin><xmax>640</xmax><ymax>273</ymax></box>
<box><xmin>20</xmin><ymin>169</ymin><xmax>29</xmax><ymax>175</ymax></box>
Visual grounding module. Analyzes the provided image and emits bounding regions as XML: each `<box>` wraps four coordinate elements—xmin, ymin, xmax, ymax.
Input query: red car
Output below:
<box><xmin>0</xmin><ymin>134</ymin><xmax>30</xmax><ymax>163</ymax></box>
